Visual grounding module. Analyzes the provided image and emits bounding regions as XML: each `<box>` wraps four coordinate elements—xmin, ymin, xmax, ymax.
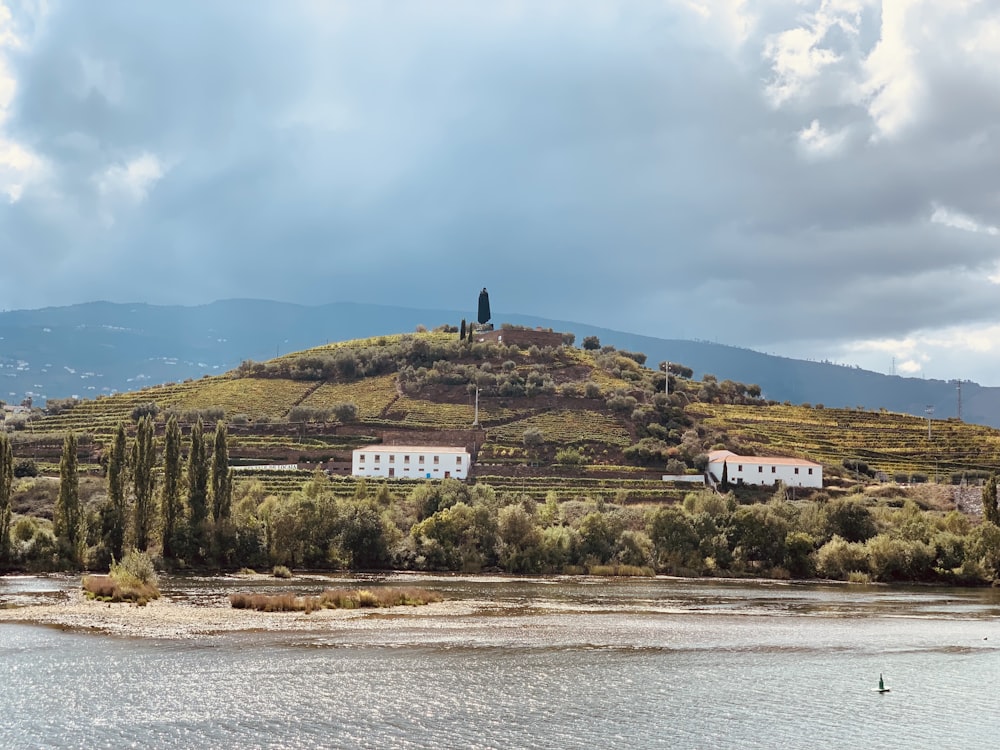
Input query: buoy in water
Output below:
<box><xmin>874</xmin><ymin>673</ymin><xmax>890</xmax><ymax>693</ymax></box>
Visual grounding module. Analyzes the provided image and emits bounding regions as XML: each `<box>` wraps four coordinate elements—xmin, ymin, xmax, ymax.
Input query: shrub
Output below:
<box><xmin>83</xmin><ymin>549</ymin><xmax>160</xmax><ymax>605</ymax></box>
<box><xmin>555</xmin><ymin>448</ymin><xmax>585</xmax><ymax>466</ymax></box>
<box><xmin>131</xmin><ymin>401</ymin><xmax>160</xmax><ymax>422</ymax></box>
<box><xmin>273</xmin><ymin>565</ymin><xmax>293</xmax><ymax>578</ymax></box>
<box><xmin>13</xmin><ymin>459</ymin><xmax>38</xmax><ymax>478</ymax></box>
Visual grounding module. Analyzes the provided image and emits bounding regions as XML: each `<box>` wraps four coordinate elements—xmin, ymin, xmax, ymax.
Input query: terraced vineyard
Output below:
<box><xmin>298</xmin><ymin>375</ymin><xmax>399</xmax><ymax>420</ymax></box>
<box><xmin>692</xmin><ymin>403</ymin><xmax>1000</xmax><ymax>477</ymax></box>
<box><xmin>487</xmin><ymin>409</ymin><xmax>632</xmax><ymax>447</ymax></box>
<box><xmin>386</xmin><ymin>395</ymin><xmax>522</xmax><ymax>429</ymax></box>
<box><xmin>171</xmin><ymin>377</ymin><xmax>315</xmax><ymax>420</ymax></box>
<box><xmin>470</xmin><ymin>474</ymin><xmax>686</xmax><ymax>503</ymax></box>
<box><xmin>25</xmin><ymin>381</ymin><xmax>205</xmax><ymax>440</ymax></box>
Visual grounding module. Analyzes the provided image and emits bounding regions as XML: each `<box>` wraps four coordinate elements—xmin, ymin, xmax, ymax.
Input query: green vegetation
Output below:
<box><xmin>82</xmin><ymin>549</ymin><xmax>160</xmax><ymax>605</ymax></box>
<box><xmin>1</xmin><ymin>328</ymin><xmax>999</xmax><ymax>586</ymax></box>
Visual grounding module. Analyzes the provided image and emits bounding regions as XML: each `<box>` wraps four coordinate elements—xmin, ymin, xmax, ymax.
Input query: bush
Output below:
<box><xmin>131</xmin><ymin>401</ymin><xmax>160</xmax><ymax>422</ymax></box>
<box><xmin>273</xmin><ymin>564</ymin><xmax>293</xmax><ymax>579</ymax></box>
<box><xmin>13</xmin><ymin>459</ymin><xmax>38</xmax><ymax>478</ymax></box>
<box><xmin>582</xmin><ymin>336</ymin><xmax>601</xmax><ymax>350</ymax></box>
<box><xmin>555</xmin><ymin>448</ymin><xmax>585</xmax><ymax>466</ymax></box>
<box><xmin>83</xmin><ymin>549</ymin><xmax>160</xmax><ymax>605</ymax></box>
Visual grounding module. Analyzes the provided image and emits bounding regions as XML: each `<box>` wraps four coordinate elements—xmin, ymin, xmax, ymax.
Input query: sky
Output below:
<box><xmin>1</xmin><ymin>1</ymin><xmax>1000</xmax><ymax>384</ymax></box>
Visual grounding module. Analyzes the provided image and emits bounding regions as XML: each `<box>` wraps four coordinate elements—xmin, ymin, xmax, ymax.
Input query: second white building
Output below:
<box><xmin>707</xmin><ymin>449</ymin><xmax>822</xmax><ymax>488</ymax></box>
<box><xmin>351</xmin><ymin>445</ymin><xmax>471</xmax><ymax>480</ymax></box>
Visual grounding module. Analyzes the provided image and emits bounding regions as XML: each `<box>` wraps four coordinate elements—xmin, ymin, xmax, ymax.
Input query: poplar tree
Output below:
<box><xmin>55</xmin><ymin>433</ymin><xmax>82</xmax><ymax>566</ymax></box>
<box><xmin>0</xmin><ymin>433</ymin><xmax>13</xmax><ymax>562</ymax></box>
<box><xmin>984</xmin><ymin>473</ymin><xmax>998</xmax><ymax>526</ymax></box>
<box><xmin>132</xmin><ymin>416</ymin><xmax>156</xmax><ymax>551</ymax></box>
<box><xmin>161</xmin><ymin>415</ymin><xmax>183</xmax><ymax>559</ymax></box>
<box><xmin>106</xmin><ymin>422</ymin><xmax>128</xmax><ymax>560</ymax></box>
<box><xmin>187</xmin><ymin>418</ymin><xmax>209</xmax><ymax>556</ymax></box>
<box><xmin>211</xmin><ymin>420</ymin><xmax>232</xmax><ymax>523</ymax></box>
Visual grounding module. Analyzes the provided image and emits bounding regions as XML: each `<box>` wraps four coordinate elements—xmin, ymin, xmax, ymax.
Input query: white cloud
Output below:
<box><xmin>797</xmin><ymin>118</ymin><xmax>848</xmax><ymax>158</ymax></box>
<box><xmin>930</xmin><ymin>204</ymin><xmax>1000</xmax><ymax>237</ymax></box>
<box><xmin>0</xmin><ymin>1</ymin><xmax>44</xmax><ymax>202</ymax></box>
<box><xmin>93</xmin><ymin>153</ymin><xmax>166</xmax><ymax>225</ymax></box>
<box><xmin>858</xmin><ymin>0</ymin><xmax>923</xmax><ymax>138</ymax></box>
<box><xmin>95</xmin><ymin>153</ymin><xmax>164</xmax><ymax>203</ymax></box>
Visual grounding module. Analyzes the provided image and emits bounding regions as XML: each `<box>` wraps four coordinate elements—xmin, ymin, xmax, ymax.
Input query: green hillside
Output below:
<box><xmin>13</xmin><ymin>327</ymin><xmax>1000</xmax><ymax>491</ymax></box>
<box><xmin>8</xmin><ymin>327</ymin><xmax>1000</xmax><ymax>584</ymax></box>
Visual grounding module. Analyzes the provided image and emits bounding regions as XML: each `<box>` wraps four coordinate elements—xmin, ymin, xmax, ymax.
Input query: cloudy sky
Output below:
<box><xmin>1</xmin><ymin>1</ymin><xmax>1000</xmax><ymax>383</ymax></box>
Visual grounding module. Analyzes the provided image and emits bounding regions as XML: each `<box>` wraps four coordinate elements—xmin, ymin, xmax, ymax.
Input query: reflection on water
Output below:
<box><xmin>1</xmin><ymin>574</ymin><xmax>999</xmax><ymax>749</ymax></box>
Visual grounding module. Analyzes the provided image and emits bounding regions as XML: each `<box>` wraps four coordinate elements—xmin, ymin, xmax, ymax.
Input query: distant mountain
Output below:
<box><xmin>0</xmin><ymin>299</ymin><xmax>992</xmax><ymax>426</ymax></box>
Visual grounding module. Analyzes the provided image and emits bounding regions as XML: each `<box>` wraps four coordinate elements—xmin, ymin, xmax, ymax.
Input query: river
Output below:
<box><xmin>1</xmin><ymin>574</ymin><xmax>998</xmax><ymax>749</ymax></box>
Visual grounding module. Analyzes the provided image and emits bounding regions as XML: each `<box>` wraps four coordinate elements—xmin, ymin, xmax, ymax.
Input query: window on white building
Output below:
<box><xmin>456</xmin><ymin>456</ymin><xmax>463</xmax><ymax>465</ymax></box>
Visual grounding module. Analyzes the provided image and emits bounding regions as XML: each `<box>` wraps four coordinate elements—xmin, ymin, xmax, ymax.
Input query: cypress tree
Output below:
<box><xmin>106</xmin><ymin>422</ymin><xmax>128</xmax><ymax>560</ymax></box>
<box><xmin>187</xmin><ymin>418</ymin><xmax>210</xmax><ymax>557</ymax></box>
<box><xmin>132</xmin><ymin>415</ymin><xmax>156</xmax><ymax>551</ymax></box>
<box><xmin>0</xmin><ymin>433</ymin><xmax>13</xmax><ymax>563</ymax></box>
<box><xmin>161</xmin><ymin>415</ymin><xmax>183</xmax><ymax>559</ymax></box>
<box><xmin>55</xmin><ymin>433</ymin><xmax>82</xmax><ymax>566</ymax></box>
<box><xmin>984</xmin><ymin>473</ymin><xmax>998</xmax><ymax>526</ymax></box>
<box><xmin>477</xmin><ymin>287</ymin><xmax>491</xmax><ymax>325</ymax></box>
<box><xmin>211</xmin><ymin>420</ymin><xmax>232</xmax><ymax>523</ymax></box>
<box><xmin>460</xmin><ymin>319</ymin><xmax>466</xmax><ymax>339</ymax></box>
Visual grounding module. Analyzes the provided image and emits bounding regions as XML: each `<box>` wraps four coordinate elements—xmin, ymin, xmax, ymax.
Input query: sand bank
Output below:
<box><xmin>0</xmin><ymin>589</ymin><xmax>477</xmax><ymax>639</ymax></box>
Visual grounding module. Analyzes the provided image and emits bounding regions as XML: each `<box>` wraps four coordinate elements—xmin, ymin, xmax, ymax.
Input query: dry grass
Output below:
<box><xmin>82</xmin><ymin>574</ymin><xmax>160</xmax><ymax>606</ymax></box>
<box><xmin>229</xmin><ymin>587</ymin><xmax>443</xmax><ymax>612</ymax></box>
<box><xmin>586</xmin><ymin>564</ymin><xmax>655</xmax><ymax>577</ymax></box>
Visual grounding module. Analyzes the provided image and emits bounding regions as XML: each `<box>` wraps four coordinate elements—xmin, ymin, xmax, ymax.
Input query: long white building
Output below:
<box><xmin>707</xmin><ymin>449</ymin><xmax>822</xmax><ymax>488</ymax></box>
<box><xmin>351</xmin><ymin>445</ymin><xmax>471</xmax><ymax>480</ymax></box>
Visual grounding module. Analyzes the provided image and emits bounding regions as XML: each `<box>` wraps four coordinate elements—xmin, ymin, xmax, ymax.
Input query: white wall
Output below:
<box><xmin>709</xmin><ymin>458</ymin><xmax>822</xmax><ymax>488</ymax></box>
<box><xmin>352</xmin><ymin>448</ymin><xmax>470</xmax><ymax>480</ymax></box>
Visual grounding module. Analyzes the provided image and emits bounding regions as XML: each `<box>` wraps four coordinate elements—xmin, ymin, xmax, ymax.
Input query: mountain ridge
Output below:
<box><xmin>0</xmin><ymin>299</ymin><xmax>993</xmax><ymax>426</ymax></box>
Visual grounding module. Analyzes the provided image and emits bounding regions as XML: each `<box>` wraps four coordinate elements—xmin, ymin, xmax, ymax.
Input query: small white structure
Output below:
<box><xmin>707</xmin><ymin>450</ymin><xmax>822</xmax><ymax>488</ymax></box>
<box><xmin>352</xmin><ymin>445</ymin><xmax>471</xmax><ymax>480</ymax></box>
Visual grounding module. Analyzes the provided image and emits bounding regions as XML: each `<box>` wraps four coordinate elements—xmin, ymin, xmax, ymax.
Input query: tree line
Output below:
<box><xmin>4</xmin><ymin>423</ymin><xmax>1000</xmax><ymax>584</ymax></box>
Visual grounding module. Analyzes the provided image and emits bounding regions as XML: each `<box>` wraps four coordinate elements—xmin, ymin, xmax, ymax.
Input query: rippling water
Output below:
<box><xmin>2</xmin><ymin>575</ymin><xmax>999</xmax><ymax>749</ymax></box>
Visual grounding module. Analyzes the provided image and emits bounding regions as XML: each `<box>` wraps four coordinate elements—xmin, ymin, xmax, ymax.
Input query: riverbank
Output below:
<box><xmin>0</xmin><ymin>587</ymin><xmax>475</xmax><ymax>639</ymax></box>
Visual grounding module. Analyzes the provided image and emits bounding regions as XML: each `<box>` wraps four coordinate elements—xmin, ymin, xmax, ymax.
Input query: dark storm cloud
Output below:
<box><xmin>1</xmin><ymin>0</ymin><xmax>1000</xmax><ymax>380</ymax></box>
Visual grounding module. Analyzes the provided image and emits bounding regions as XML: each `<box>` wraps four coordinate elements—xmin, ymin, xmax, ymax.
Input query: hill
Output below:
<box><xmin>1</xmin><ymin>300</ymin><xmax>997</xmax><ymax>427</ymax></box>
<box><xmin>14</xmin><ymin>329</ymin><xmax>1000</xmax><ymax>501</ymax></box>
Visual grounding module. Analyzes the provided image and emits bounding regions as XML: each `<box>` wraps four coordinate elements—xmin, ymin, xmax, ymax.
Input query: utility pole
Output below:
<box><xmin>472</xmin><ymin>387</ymin><xmax>480</xmax><ymax>427</ymax></box>
<box><xmin>925</xmin><ymin>405</ymin><xmax>934</xmax><ymax>440</ymax></box>
<box><xmin>662</xmin><ymin>361</ymin><xmax>670</xmax><ymax>395</ymax></box>
<box><xmin>956</xmin><ymin>380</ymin><xmax>963</xmax><ymax>421</ymax></box>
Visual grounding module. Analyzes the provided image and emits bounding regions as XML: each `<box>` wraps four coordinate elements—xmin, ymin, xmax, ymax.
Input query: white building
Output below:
<box><xmin>707</xmin><ymin>450</ymin><xmax>822</xmax><ymax>488</ymax></box>
<box><xmin>351</xmin><ymin>445</ymin><xmax>471</xmax><ymax>480</ymax></box>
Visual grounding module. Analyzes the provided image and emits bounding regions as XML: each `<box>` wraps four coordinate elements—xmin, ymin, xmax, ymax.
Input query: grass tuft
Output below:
<box><xmin>586</xmin><ymin>564</ymin><xmax>655</xmax><ymax>577</ymax></box>
<box><xmin>83</xmin><ymin>549</ymin><xmax>161</xmax><ymax>605</ymax></box>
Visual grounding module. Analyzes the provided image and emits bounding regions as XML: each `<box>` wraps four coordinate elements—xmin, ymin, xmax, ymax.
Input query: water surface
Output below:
<box><xmin>2</xmin><ymin>575</ymin><xmax>998</xmax><ymax>748</ymax></box>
